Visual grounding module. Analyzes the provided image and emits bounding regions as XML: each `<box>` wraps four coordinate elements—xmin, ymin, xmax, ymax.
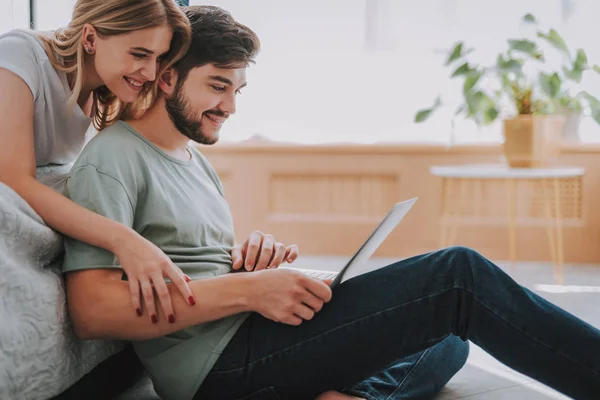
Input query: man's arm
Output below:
<box><xmin>63</xmin><ymin>163</ymin><xmax>332</xmax><ymax>340</ymax></box>
<box><xmin>65</xmin><ymin>268</ymin><xmax>254</xmax><ymax>341</ymax></box>
<box><xmin>66</xmin><ymin>266</ymin><xmax>333</xmax><ymax>341</ymax></box>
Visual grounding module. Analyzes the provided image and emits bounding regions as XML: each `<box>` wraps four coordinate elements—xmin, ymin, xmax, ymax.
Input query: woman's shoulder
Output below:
<box><xmin>0</xmin><ymin>29</ymin><xmax>48</xmax><ymax>59</ymax></box>
<box><xmin>0</xmin><ymin>29</ymin><xmax>52</xmax><ymax>100</ymax></box>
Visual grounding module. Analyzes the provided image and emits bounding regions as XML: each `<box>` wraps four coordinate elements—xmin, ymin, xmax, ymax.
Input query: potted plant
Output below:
<box><xmin>415</xmin><ymin>13</ymin><xmax>600</xmax><ymax>167</ymax></box>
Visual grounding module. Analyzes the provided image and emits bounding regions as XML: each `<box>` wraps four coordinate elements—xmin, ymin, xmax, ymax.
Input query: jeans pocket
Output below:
<box><xmin>237</xmin><ymin>386</ymin><xmax>281</xmax><ymax>400</ymax></box>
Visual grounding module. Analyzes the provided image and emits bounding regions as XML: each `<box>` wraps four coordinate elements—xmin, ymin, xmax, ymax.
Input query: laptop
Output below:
<box><xmin>280</xmin><ymin>197</ymin><xmax>418</xmax><ymax>288</ymax></box>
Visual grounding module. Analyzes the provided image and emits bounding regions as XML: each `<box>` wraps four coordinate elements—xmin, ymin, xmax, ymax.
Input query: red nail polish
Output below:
<box><xmin>136</xmin><ymin>308</ymin><xmax>142</xmax><ymax>317</ymax></box>
<box><xmin>151</xmin><ymin>314</ymin><xmax>158</xmax><ymax>324</ymax></box>
<box><xmin>189</xmin><ymin>296</ymin><xmax>196</xmax><ymax>306</ymax></box>
<box><xmin>168</xmin><ymin>314</ymin><xmax>175</xmax><ymax>323</ymax></box>
<box><xmin>185</xmin><ymin>275</ymin><xmax>191</xmax><ymax>282</ymax></box>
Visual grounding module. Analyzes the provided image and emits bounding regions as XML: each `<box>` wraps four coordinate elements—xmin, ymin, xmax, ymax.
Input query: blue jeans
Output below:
<box><xmin>195</xmin><ymin>246</ymin><xmax>600</xmax><ymax>399</ymax></box>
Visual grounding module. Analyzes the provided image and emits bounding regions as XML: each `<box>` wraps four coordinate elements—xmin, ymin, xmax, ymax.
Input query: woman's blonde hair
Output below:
<box><xmin>39</xmin><ymin>0</ymin><xmax>191</xmax><ymax>130</ymax></box>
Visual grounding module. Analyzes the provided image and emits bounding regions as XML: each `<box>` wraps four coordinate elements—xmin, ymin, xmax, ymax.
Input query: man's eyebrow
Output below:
<box><xmin>209</xmin><ymin>75</ymin><xmax>233</xmax><ymax>85</ymax></box>
<box><xmin>209</xmin><ymin>75</ymin><xmax>248</xmax><ymax>90</ymax></box>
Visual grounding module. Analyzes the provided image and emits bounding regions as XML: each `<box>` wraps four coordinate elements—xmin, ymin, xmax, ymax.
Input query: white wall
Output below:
<box><xmin>0</xmin><ymin>0</ymin><xmax>31</xmax><ymax>33</ymax></box>
<box><xmin>27</xmin><ymin>0</ymin><xmax>600</xmax><ymax>144</ymax></box>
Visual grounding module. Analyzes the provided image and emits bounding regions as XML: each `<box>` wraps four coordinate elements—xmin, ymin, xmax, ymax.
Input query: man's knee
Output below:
<box><xmin>438</xmin><ymin>245</ymin><xmax>491</xmax><ymax>276</ymax></box>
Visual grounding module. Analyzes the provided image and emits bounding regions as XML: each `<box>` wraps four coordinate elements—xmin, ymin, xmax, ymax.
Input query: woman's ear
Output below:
<box><xmin>81</xmin><ymin>23</ymin><xmax>97</xmax><ymax>54</ymax></box>
<box><xmin>158</xmin><ymin>68</ymin><xmax>179</xmax><ymax>95</ymax></box>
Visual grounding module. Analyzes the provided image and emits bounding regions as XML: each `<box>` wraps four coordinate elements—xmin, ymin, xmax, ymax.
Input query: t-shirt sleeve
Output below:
<box><xmin>62</xmin><ymin>164</ymin><xmax>135</xmax><ymax>274</ymax></box>
<box><xmin>0</xmin><ymin>34</ymin><xmax>41</xmax><ymax>100</ymax></box>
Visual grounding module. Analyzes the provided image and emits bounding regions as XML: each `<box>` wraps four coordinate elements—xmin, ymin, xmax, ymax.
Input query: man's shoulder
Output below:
<box><xmin>72</xmin><ymin>121</ymin><xmax>148</xmax><ymax>184</ymax></box>
<box><xmin>189</xmin><ymin>145</ymin><xmax>226</xmax><ymax>194</ymax></box>
<box><xmin>76</xmin><ymin>122</ymin><xmax>144</xmax><ymax>165</ymax></box>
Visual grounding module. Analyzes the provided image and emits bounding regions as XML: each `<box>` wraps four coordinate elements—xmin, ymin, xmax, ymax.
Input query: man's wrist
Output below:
<box><xmin>234</xmin><ymin>272</ymin><xmax>257</xmax><ymax>313</ymax></box>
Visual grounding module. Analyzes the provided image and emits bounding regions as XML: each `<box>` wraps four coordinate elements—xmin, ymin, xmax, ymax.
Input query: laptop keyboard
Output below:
<box><xmin>280</xmin><ymin>267</ymin><xmax>338</xmax><ymax>280</ymax></box>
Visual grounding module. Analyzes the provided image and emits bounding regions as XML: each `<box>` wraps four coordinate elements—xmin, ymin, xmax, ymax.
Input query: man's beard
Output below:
<box><xmin>164</xmin><ymin>86</ymin><xmax>222</xmax><ymax>145</ymax></box>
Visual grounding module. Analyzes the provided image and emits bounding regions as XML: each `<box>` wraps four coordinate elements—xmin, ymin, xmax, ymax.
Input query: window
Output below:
<box><xmin>28</xmin><ymin>0</ymin><xmax>600</xmax><ymax>144</ymax></box>
<box><xmin>0</xmin><ymin>0</ymin><xmax>31</xmax><ymax>34</ymax></box>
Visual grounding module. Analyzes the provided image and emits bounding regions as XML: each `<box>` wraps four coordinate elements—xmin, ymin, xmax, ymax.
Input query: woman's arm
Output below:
<box><xmin>0</xmin><ymin>68</ymin><xmax>195</xmax><ymax>322</ymax></box>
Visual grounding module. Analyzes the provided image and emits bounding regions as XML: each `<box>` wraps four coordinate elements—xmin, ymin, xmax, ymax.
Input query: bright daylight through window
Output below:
<box><xmin>15</xmin><ymin>0</ymin><xmax>600</xmax><ymax>145</ymax></box>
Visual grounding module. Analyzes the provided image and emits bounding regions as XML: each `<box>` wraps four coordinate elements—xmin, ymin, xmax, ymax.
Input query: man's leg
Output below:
<box><xmin>341</xmin><ymin>335</ymin><xmax>469</xmax><ymax>400</ymax></box>
<box><xmin>196</xmin><ymin>246</ymin><xmax>600</xmax><ymax>400</ymax></box>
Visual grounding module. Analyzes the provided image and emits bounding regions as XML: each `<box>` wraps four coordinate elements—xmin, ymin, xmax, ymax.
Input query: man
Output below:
<box><xmin>62</xmin><ymin>6</ymin><xmax>600</xmax><ymax>400</ymax></box>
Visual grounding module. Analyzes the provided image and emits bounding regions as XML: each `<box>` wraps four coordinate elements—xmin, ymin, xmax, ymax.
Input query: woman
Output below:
<box><xmin>0</xmin><ymin>0</ymin><xmax>195</xmax><ymax>323</ymax></box>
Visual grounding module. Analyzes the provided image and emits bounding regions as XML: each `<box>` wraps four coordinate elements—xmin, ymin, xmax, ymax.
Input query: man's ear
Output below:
<box><xmin>158</xmin><ymin>68</ymin><xmax>179</xmax><ymax>95</ymax></box>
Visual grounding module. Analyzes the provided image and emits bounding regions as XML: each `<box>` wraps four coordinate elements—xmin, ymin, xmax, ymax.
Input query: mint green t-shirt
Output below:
<box><xmin>62</xmin><ymin>121</ymin><xmax>249</xmax><ymax>400</ymax></box>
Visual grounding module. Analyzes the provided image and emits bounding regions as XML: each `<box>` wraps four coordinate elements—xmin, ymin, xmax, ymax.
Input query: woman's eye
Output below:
<box><xmin>211</xmin><ymin>86</ymin><xmax>226</xmax><ymax>92</ymax></box>
<box><xmin>132</xmin><ymin>53</ymin><xmax>147</xmax><ymax>60</ymax></box>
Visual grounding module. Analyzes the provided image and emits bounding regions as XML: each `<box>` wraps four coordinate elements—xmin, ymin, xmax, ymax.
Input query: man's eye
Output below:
<box><xmin>131</xmin><ymin>53</ymin><xmax>147</xmax><ymax>60</ymax></box>
<box><xmin>211</xmin><ymin>85</ymin><xmax>226</xmax><ymax>92</ymax></box>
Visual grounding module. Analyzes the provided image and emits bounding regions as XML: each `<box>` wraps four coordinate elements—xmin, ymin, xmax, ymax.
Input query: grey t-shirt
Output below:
<box><xmin>62</xmin><ymin>121</ymin><xmax>249</xmax><ymax>400</ymax></box>
<box><xmin>0</xmin><ymin>29</ymin><xmax>91</xmax><ymax>166</ymax></box>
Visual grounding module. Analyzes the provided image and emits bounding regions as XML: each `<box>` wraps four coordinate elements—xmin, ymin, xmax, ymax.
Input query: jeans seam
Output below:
<box><xmin>471</xmin><ymin>291</ymin><xmax>600</xmax><ymax>378</ymax></box>
<box><xmin>384</xmin><ymin>338</ymin><xmax>442</xmax><ymax>400</ymax></box>
<box><xmin>211</xmin><ymin>287</ymin><xmax>466</xmax><ymax>375</ymax></box>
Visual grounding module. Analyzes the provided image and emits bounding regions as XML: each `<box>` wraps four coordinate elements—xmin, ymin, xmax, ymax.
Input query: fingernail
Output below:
<box><xmin>288</xmin><ymin>258</ymin><xmax>293</xmax><ymax>263</ymax></box>
<box><xmin>184</xmin><ymin>275</ymin><xmax>191</xmax><ymax>282</ymax></box>
<box><xmin>136</xmin><ymin>308</ymin><xmax>142</xmax><ymax>317</ymax></box>
<box><xmin>189</xmin><ymin>296</ymin><xmax>196</xmax><ymax>306</ymax></box>
<box><xmin>168</xmin><ymin>314</ymin><xmax>175</xmax><ymax>323</ymax></box>
<box><xmin>151</xmin><ymin>314</ymin><xmax>158</xmax><ymax>324</ymax></box>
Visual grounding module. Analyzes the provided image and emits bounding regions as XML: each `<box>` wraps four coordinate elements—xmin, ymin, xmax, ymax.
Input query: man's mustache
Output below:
<box><xmin>204</xmin><ymin>109</ymin><xmax>229</xmax><ymax>118</ymax></box>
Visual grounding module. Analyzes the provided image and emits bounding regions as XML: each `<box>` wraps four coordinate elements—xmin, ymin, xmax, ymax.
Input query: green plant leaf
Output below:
<box><xmin>581</xmin><ymin>91</ymin><xmax>600</xmax><ymax>124</ymax></box>
<box><xmin>483</xmin><ymin>107</ymin><xmax>499</xmax><ymax>124</ymax></box>
<box><xmin>574</xmin><ymin>49</ymin><xmax>588</xmax><ymax>68</ymax></box>
<box><xmin>539</xmin><ymin>72</ymin><xmax>561</xmax><ymax>98</ymax></box>
<box><xmin>463</xmin><ymin>70</ymin><xmax>481</xmax><ymax>92</ymax></box>
<box><xmin>415</xmin><ymin>109</ymin><xmax>433</xmax><ymax>123</ymax></box>
<box><xmin>537</xmin><ymin>29</ymin><xmax>569</xmax><ymax>59</ymax></box>
<box><xmin>496</xmin><ymin>55</ymin><xmax>523</xmax><ymax>73</ymax></box>
<box><xmin>508</xmin><ymin>39</ymin><xmax>538</xmax><ymax>57</ymax></box>
<box><xmin>523</xmin><ymin>13</ymin><xmax>536</xmax><ymax>23</ymax></box>
<box><xmin>465</xmin><ymin>91</ymin><xmax>496</xmax><ymax>117</ymax></box>
<box><xmin>445</xmin><ymin>42</ymin><xmax>464</xmax><ymax>66</ymax></box>
<box><xmin>561</xmin><ymin>50</ymin><xmax>588</xmax><ymax>83</ymax></box>
<box><xmin>415</xmin><ymin>96</ymin><xmax>442</xmax><ymax>123</ymax></box>
<box><xmin>451</xmin><ymin>62</ymin><xmax>471</xmax><ymax>77</ymax></box>
<box><xmin>593</xmin><ymin>65</ymin><xmax>600</xmax><ymax>74</ymax></box>
<box><xmin>563</xmin><ymin>66</ymin><xmax>583</xmax><ymax>84</ymax></box>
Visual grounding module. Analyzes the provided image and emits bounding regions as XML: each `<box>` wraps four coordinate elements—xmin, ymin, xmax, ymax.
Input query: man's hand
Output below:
<box><xmin>247</xmin><ymin>268</ymin><xmax>332</xmax><ymax>325</ymax></box>
<box><xmin>231</xmin><ymin>230</ymin><xmax>299</xmax><ymax>271</ymax></box>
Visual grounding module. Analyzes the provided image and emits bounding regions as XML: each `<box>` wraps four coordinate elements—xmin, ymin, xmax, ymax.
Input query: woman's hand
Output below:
<box><xmin>114</xmin><ymin>229</ymin><xmax>195</xmax><ymax>324</ymax></box>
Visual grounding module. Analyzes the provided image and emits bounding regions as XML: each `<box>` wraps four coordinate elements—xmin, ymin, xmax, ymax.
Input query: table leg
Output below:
<box><xmin>507</xmin><ymin>179</ymin><xmax>517</xmax><ymax>273</ymax></box>
<box><xmin>440</xmin><ymin>178</ymin><xmax>450</xmax><ymax>248</ymax></box>
<box><xmin>448</xmin><ymin>178</ymin><xmax>468</xmax><ymax>247</ymax></box>
<box><xmin>553</xmin><ymin>178</ymin><xmax>565</xmax><ymax>285</ymax></box>
<box><xmin>542</xmin><ymin>179</ymin><xmax>557</xmax><ymax>269</ymax></box>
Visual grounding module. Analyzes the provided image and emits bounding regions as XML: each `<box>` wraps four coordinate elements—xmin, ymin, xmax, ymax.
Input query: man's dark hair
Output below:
<box><xmin>173</xmin><ymin>5</ymin><xmax>260</xmax><ymax>86</ymax></box>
